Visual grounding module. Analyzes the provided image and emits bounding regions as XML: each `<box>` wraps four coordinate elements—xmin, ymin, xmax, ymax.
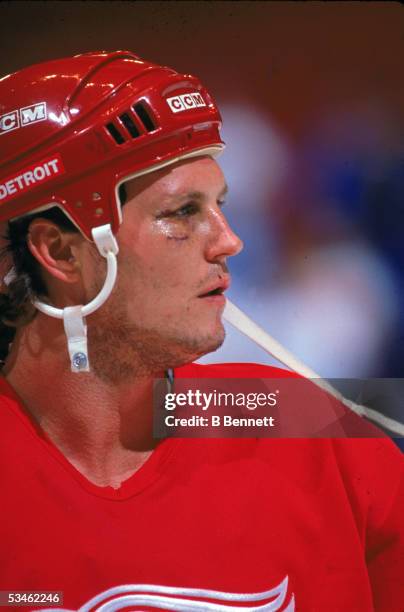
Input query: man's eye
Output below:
<box><xmin>171</xmin><ymin>202</ymin><xmax>199</xmax><ymax>218</ymax></box>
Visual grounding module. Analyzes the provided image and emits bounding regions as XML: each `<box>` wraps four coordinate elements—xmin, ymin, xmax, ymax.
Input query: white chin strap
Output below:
<box><xmin>224</xmin><ymin>299</ymin><xmax>404</xmax><ymax>437</ymax></box>
<box><xmin>33</xmin><ymin>224</ymin><xmax>118</xmax><ymax>373</ymax></box>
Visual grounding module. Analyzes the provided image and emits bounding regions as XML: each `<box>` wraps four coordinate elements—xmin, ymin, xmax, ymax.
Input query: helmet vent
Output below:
<box><xmin>119</xmin><ymin>113</ymin><xmax>140</xmax><ymax>138</ymax></box>
<box><xmin>133</xmin><ymin>102</ymin><xmax>155</xmax><ymax>132</ymax></box>
<box><xmin>105</xmin><ymin>123</ymin><xmax>125</xmax><ymax>145</ymax></box>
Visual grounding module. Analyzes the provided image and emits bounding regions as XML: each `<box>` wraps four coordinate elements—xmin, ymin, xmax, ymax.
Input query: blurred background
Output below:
<box><xmin>1</xmin><ymin>2</ymin><xmax>403</xmax><ymax>427</ymax></box>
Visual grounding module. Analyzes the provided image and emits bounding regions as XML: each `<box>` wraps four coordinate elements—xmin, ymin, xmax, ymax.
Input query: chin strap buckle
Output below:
<box><xmin>63</xmin><ymin>305</ymin><xmax>90</xmax><ymax>373</ymax></box>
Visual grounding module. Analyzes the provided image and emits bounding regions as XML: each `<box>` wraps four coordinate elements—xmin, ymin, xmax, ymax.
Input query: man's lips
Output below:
<box><xmin>197</xmin><ymin>278</ymin><xmax>230</xmax><ymax>298</ymax></box>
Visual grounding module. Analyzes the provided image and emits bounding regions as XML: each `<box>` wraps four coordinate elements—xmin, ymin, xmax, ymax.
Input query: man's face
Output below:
<box><xmin>88</xmin><ymin>156</ymin><xmax>242</xmax><ymax>376</ymax></box>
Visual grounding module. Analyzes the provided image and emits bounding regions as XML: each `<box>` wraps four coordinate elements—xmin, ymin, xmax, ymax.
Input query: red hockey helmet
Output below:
<box><xmin>0</xmin><ymin>50</ymin><xmax>224</xmax><ymax>240</ymax></box>
<box><xmin>0</xmin><ymin>51</ymin><xmax>225</xmax><ymax>372</ymax></box>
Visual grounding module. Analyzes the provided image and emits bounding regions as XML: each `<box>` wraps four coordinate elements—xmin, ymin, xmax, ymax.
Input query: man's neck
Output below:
<box><xmin>3</xmin><ymin>316</ymin><xmax>167</xmax><ymax>489</ymax></box>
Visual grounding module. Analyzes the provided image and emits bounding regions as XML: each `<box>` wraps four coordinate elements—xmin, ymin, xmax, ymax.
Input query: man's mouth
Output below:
<box><xmin>197</xmin><ymin>279</ymin><xmax>230</xmax><ymax>299</ymax></box>
<box><xmin>199</xmin><ymin>287</ymin><xmax>224</xmax><ymax>298</ymax></box>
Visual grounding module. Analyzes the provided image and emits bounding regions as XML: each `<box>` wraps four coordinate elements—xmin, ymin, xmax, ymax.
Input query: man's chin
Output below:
<box><xmin>193</xmin><ymin>329</ymin><xmax>226</xmax><ymax>359</ymax></box>
<box><xmin>167</xmin><ymin>327</ymin><xmax>226</xmax><ymax>368</ymax></box>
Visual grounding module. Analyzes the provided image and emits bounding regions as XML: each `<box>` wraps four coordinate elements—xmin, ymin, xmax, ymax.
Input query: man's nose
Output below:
<box><xmin>205</xmin><ymin>208</ymin><xmax>244</xmax><ymax>262</ymax></box>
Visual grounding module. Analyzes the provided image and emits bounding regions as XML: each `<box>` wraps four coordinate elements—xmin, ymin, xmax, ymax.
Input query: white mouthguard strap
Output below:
<box><xmin>223</xmin><ymin>299</ymin><xmax>404</xmax><ymax>436</ymax></box>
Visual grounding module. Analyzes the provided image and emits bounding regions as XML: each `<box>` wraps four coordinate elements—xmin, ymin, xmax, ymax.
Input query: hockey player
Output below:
<box><xmin>0</xmin><ymin>51</ymin><xmax>402</xmax><ymax>611</ymax></box>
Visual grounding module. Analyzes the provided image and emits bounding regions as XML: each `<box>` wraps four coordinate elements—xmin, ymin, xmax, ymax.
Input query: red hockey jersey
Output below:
<box><xmin>0</xmin><ymin>362</ymin><xmax>403</xmax><ymax>611</ymax></box>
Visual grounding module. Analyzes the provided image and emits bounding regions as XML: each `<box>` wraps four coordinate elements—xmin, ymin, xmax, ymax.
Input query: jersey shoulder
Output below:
<box><xmin>0</xmin><ymin>377</ymin><xmax>44</xmax><ymax>444</ymax></box>
<box><xmin>175</xmin><ymin>361</ymin><xmax>299</xmax><ymax>379</ymax></box>
<box><xmin>0</xmin><ymin>376</ymin><xmax>21</xmax><ymax>418</ymax></box>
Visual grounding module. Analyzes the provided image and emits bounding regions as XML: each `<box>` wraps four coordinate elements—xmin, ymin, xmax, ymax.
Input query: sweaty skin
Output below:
<box><xmin>3</xmin><ymin>156</ymin><xmax>242</xmax><ymax>488</ymax></box>
<box><xmin>86</xmin><ymin>156</ymin><xmax>242</xmax><ymax>381</ymax></box>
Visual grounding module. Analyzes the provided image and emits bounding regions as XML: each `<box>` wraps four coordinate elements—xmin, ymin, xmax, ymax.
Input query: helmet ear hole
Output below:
<box><xmin>118</xmin><ymin>183</ymin><xmax>127</xmax><ymax>206</ymax></box>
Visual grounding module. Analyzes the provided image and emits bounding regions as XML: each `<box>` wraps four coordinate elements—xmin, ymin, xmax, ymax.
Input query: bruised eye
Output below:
<box><xmin>159</xmin><ymin>202</ymin><xmax>200</xmax><ymax>219</ymax></box>
<box><xmin>156</xmin><ymin>198</ymin><xmax>226</xmax><ymax>220</ymax></box>
<box><xmin>174</xmin><ymin>202</ymin><xmax>200</xmax><ymax>217</ymax></box>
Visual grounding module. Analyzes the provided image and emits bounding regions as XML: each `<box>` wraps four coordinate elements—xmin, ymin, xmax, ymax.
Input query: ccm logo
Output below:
<box><xmin>166</xmin><ymin>92</ymin><xmax>207</xmax><ymax>114</ymax></box>
<box><xmin>0</xmin><ymin>102</ymin><xmax>47</xmax><ymax>135</ymax></box>
<box><xmin>0</xmin><ymin>155</ymin><xmax>65</xmax><ymax>204</ymax></box>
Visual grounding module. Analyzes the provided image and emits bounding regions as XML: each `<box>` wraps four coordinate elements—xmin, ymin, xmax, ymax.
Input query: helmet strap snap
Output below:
<box><xmin>63</xmin><ymin>306</ymin><xmax>89</xmax><ymax>372</ymax></box>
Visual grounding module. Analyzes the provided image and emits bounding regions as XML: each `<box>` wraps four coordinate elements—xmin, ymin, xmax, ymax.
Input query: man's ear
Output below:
<box><xmin>27</xmin><ymin>219</ymin><xmax>83</xmax><ymax>284</ymax></box>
